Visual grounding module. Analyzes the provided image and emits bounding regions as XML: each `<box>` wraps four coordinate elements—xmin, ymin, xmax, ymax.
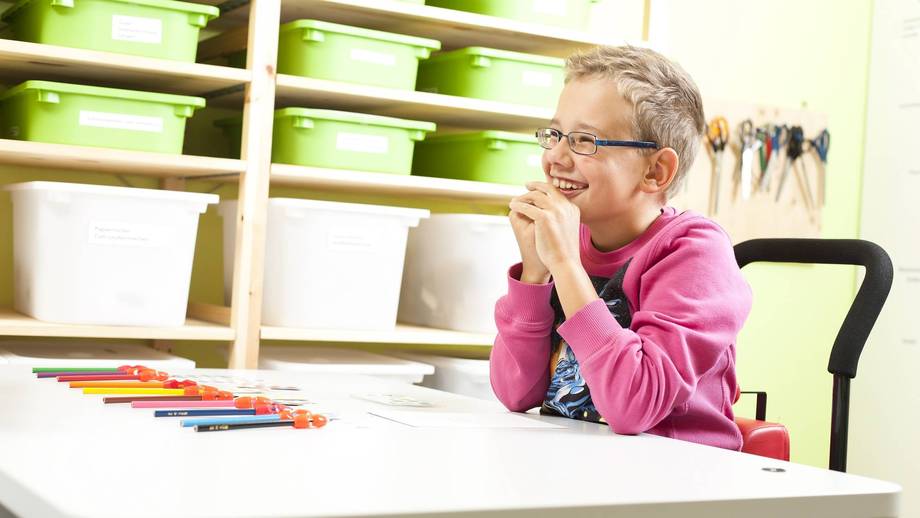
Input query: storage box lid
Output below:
<box><xmin>264</xmin><ymin>198</ymin><xmax>430</xmax><ymax>221</ymax></box>
<box><xmin>423</xmin><ymin>213</ymin><xmax>513</xmax><ymax>226</ymax></box>
<box><xmin>258</xmin><ymin>346</ymin><xmax>434</xmax><ymax>376</ymax></box>
<box><xmin>4</xmin><ymin>181</ymin><xmax>219</xmax><ymax>207</ymax></box>
<box><xmin>0</xmin><ymin>81</ymin><xmax>206</xmax><ymax>109</ymax></box>
<box><xmin>280</xmin><ymin>19</ymin><xmax>440</xmax><ymax>50</ymax></box>
<box><xmin>421</xmin><ymin>131</ymin><xmax>538</xmax><ymax>145</ymax></box>
<box><xmin>424</xmin><ymin>46</ymin><xmax>565</xmax><ymax>67</ymax></box>
<box><xmin>275</xmin><ymin>108</ymin><xmax>437</xmax><ymax>133</ymax></box>
<box><xmin>0</xmin><ymin>340</ymin><xmax>196</xmax><ymax>368</ymax></box>
<box><xmin>397</xmin><ymin>353</ymin><xmax>490</xmax><ymax>376</ymax></box>
<box><xmin>2</xmin><ymin>0</ymin><xmax>219</xmax><ymax>22</ymax></box>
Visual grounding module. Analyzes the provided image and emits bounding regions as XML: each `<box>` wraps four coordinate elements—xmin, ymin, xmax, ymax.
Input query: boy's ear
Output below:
<box><xmin>641</xmin><ymin>147</ymin><xmax>680</xmax><ymax>193</ymax></box>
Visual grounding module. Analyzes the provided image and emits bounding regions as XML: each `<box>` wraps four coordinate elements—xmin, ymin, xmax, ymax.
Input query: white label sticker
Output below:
<box><xmin>533</xmin><ymin>0</ymin><xmax>566</xmax><ymax>15</ymax></box>
<box><xmin>111</xmin><ymin>15</ymin><xmax>162</xmax><ymax>44</ymax></box>
<box><xmin>327</xmin><ymin>228</ymin><xmax>375</xmax><ymax>252</ymax></box>
<box><xmin>527</xmin><ymin>155</ymin><xmax>543</xmax><ymax>168</ymax></box>
<box><xmin>88</xmin><ymin>221</ymin><xmax>167</xmax><ymax>248</ymax></box>
<box><xmin>335</xmin><ymin>132</ymin><xmax>389</xmax><ymax>154</ymax></box>
<box><xmin>522</xmin><ymin>70</ymin><xmax>553</xmax><ymax>88</ymax></box>
<box><xmin>349</xmin><ymin>48</ymin><xmax>397</xmax><ymax>66</ymax></box>
<box><xmin>79</xmin><ymin>111</ymin><xmax>164</xmax><ymax>133</ymax></box>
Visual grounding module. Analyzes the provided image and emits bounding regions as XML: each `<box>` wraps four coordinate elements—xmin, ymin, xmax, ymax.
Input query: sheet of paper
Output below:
<box><xmin>368</xmin><ymin>410</ymin><xmax>565</xmax><ymax>429</ymax></box>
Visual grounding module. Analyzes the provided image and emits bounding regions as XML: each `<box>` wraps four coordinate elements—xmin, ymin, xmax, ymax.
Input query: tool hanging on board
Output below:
<box><xmin>706</xmin><ymin>116</ymin><xmax>729</xmax><ymax>215</ymax></box>
<box><xmin>737</xmin><ymin>119</ymin><xmax>761</xmax><ymax>201</ymax></box>
<box><xmin>775</xmin><ymin>125</ymin><xmax>806</xmax><ymax>203</ymax></box>
<box><xmin>809</xmin><ymin>129</ymin><xmax>830</xmax><ymax>205</ymax></box>
<box><xmin>761</xmin><ymin>125</ymin><xmax>788</xmax><ymax>192</ymax></box>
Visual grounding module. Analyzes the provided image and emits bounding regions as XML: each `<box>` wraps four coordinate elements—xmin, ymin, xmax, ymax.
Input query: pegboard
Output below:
<box><xmin>669</xmin><ymin>100</ymin><xmax>829</xmax><ymax>243</ymax></box>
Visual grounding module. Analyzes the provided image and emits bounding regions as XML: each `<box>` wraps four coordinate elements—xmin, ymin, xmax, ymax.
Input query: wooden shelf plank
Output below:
<box><xmin>0</xmin><ymin>139</ymin><xmax>245</xmax><ymax>178</ymax></box>
<box><xmin>206</xmin><ymin>0</ymin><xmax>616</xmax><ymax>57</ymax></box>
<box><xmin>269</xmin><ymin>163</ymin><xmax>525</xmax><ymax>204</ymax></box>
<box><xmin>0</xmin><ymin>39</ymin><xmax>250</xmax><ymax>96</ymax></box>
<box><xmin>261</xmin><ymin>322</ymin><xmax>495</xmax><ymax>346</ymax></box>
<box><xmin>0</xmin><ymin>308</ymin><xmax>235</xmax><ymax>341</ymax></box>
<box><xmin>273</xmin><ymin>75</ymin><xmax>552</xmax><ymax>132</ymax></box>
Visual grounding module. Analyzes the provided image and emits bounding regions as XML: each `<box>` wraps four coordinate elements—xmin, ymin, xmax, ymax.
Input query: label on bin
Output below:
<box><xmin>533</xmin><ymin>0</ymin><xmax>566</xmax><ymax>15</ymax></box>
<box><xmin>327</xmin><ymin>227</ymin><xmax>376</xmax><ymax>252</ymax></box>
<box><xmin>79</xmin><ymin>111</ymin><xmax>164</xmax><ymax>133</ymax></box>
<box><xmin>111</xmin><ymin>15</ymin><xmax>163</xmax><ymax>44</ymax></box>
<box><xmin>350</xmin><ymin>48</ymin><xmax>397</xmax><ymax>67</ymax></box>
<box><xmin>88</xmin><ymin>221</ymin><xmax>167</xmax><ymax>248</ymax></box>
<box><xmin>522</xmin><ymin>70</ymin><xmax>553</xmax><ymax>88</ymax></box>
<box><xmin>335</xmin><ymin>132</ymin><xmax>389</xmax><ymax>154</ymax></box>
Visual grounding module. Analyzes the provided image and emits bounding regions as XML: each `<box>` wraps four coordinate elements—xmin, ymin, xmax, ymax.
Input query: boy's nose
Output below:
<box><xmin>544</xmin><ymin>138</ymin><xmax>575</xmax><ymax>170</ymax></box>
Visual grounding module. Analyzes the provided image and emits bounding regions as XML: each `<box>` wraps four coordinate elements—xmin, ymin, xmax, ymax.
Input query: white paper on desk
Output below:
<box><xmin>368</xmin><ymin>411</ymin><xmax>565</xmax><ymax>429</ymax></box>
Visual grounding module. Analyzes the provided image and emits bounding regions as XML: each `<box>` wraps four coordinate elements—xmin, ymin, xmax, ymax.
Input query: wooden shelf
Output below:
<box><xmin>0</xmin><ymin>308</ymin><xmax>235</xmax><ymax>341</ymax></box>
<box><xmin>261</xmin><ymin>322</ymin><xmax>495</xmax><ymax>346</ymax></box>
<box><xmin>0</xmin><ymin>39</ymin><xmax>250</xmax><ymax>96</ymax></box>
<box><xmin>0</xmin><ymin>139</ymin><xmax>245</xmax><ymax>179</ymax></box>
<box><xmin>268</xmin><ymin>163</ymin><xmax>525</xmax><ymax>204</ymax></box>
<box><xmin>270</xmin><ymin>75</ymin><xmax>553</xmax><ymax>132</ymax></box>
<box><xmin>201</xmin><ymin>0</ymin><xmax>615</xmax><ymax>59</ymax></box>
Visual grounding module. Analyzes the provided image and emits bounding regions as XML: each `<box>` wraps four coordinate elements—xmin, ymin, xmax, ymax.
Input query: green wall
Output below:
<box><xmin>643</xmin><ymin>0</ymin><xmax>875</xmax><ymax>467</ymax></box>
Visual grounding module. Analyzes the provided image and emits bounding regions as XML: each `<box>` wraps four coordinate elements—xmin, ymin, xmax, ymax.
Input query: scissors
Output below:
<box><xmin>761</xmin><ymin>125</ymin><xmax>788</xmax><ymax>192</ymax></box>
<box><xmin>775</xmin><ymin>126</ymin><xmax>811</xmax><ymax>207</ymax></box>
<box><xmin>706</xmin><ymin>116</ymin><xmax>729</xmax><ymax>215</ymax></box>
<box><xmin>738</xmin><ymin>119</ymin><xmax>760</xmax><ymax>201</ymax></box>
<box><xmin>810</xmin><ymin>129</ymin><xmax>830</xmax><ymax>205</ymax></box>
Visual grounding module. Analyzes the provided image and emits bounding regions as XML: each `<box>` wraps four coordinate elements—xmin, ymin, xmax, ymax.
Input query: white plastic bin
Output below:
<box><xmin>0</xmin><ymin>340</ymin><xmax>195</xmax><ymax>369</ymax></box>
<box><xmin>219</xmin><ymin>199</ymin><xmax>429</xmax><ymax>330</ymax></box>
<box><xmin>4</xmin><ymin>182</ymin><xmax>218</xmax><ymax>326</ymax></box>
<box><xmin>258</xmin><ymin>346</ymin><xmax>433</xmax><ymax>384</ymax></box>
<box><xmin>398</xmin><ymin>353</ymin><xmax>497</xmax><ymax>401</ymax></box>
<box><xmin>398</xmin><ymin>214</ymin><xmax>520</xmax><ymax>333</ymax></box>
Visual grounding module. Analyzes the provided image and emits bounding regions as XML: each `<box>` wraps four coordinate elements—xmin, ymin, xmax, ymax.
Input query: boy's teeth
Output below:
<box><xmin>552</xmin><ymin>178</ymin><xmax>561</xmax><ymax>188</ymax></box>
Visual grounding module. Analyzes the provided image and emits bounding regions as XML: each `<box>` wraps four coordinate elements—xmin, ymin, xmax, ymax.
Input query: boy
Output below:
<box><xmin>490</xmin><ymin>45</ymin><xmax>752</xmax><ymax>450</ymax></box>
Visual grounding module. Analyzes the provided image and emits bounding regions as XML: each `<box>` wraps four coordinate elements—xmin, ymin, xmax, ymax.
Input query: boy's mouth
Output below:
<box><xmin>550</xmin><ymin>175</ymin><xmax>588</xmax><ymax>197</ymax></box>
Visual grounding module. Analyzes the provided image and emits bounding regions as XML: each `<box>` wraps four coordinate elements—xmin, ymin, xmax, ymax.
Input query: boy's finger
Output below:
<box><xmin>515</xmin><ymin>190</ymin><xmax>552</xmax><ymax>209</ymax></box>
<box><xmin>509</xmin><ymin>201</ymin><xmax>543</xmax><ymax>221</ymax></box>
<box><xmin>526</xmin><ymin>181</ymin><xmax>568</xmax><ymax>203</ymax></box>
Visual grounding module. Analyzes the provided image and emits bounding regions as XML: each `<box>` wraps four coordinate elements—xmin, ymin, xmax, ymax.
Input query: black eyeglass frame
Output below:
<box><xmin>535</xmin><ymin>127</ymin><xmax>659</xmax><ymax>155</ymax></box>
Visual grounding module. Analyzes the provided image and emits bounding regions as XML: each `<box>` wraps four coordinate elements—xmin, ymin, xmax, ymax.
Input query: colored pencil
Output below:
<box><xmin>69</xmin><ymin>381</ymin><xmax>165</xmax><ymax>389</ymax></box>
<box><xmin>195</xmin><ymin>420</ymin><xmax>295</xmax><ymax>432</ymax></box>
<box><xmin>154</xmin><ymin>408</ymin><xmax>262</xmax><ymax>417</ymax></box>
<box><xmin>132</xmin><ymin>400</ymin><xmax>234</xmax><ymax>409</ymax></box>
<box><xmin>180</xmin><ymin>415</ymin><xmax>283</xmax><ymax>428</ymax></box>
<box><xmin>103</xmin><ymin>395</ymin><xmax>201</xmax><ymax>404</ymax></box>
<box><xmin>36</xmin><ymin>371</ymin><xmax>124</xmax><ymax>378</ymax></box>
<box><xmin>33</xmin><ymin>367</ymin><xmax>122</xmax><ymax>373</ymax></box>
<box><xmin>58</xmin><ymin>374</ymin><xmax>140</xmax><ymax>382</ymax></box>
<box><xmin>82</xmin><ymin>388</ymin><xmax>184</xmax><ymax>395</ymax></box>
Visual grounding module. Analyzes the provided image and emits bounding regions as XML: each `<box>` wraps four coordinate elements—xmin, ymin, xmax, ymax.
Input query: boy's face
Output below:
<box><xmin>542</xmin><ymin>76</ymin><xmax>650</xmax><ymax>224</ymax></box>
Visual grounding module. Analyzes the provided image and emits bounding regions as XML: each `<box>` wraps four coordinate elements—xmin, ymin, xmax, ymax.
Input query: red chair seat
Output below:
<box><xmin>736</xmin><ymin>416</ymin><xmax>790</xmax><ymax>461</ymax></box>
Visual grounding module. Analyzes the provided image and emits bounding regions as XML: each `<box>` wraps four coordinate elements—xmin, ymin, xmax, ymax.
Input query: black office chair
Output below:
<box><xmin>732</xmin><ymin>238</ymin><xmax>893</xmax><ymax>472</ymax></box>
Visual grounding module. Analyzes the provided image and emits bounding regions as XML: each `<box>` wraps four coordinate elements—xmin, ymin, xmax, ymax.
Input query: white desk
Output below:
<box><xmin>0</xmin><ymin>365</ymin><xmax>900</xmax><ymax>518</ymax></box>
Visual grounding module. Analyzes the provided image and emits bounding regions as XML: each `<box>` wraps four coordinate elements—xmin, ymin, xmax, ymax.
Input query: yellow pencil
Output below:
<box><xmin>82</xmin><ymin>388</ymin><xmax>186</xmax><ymax>395</ymax></box>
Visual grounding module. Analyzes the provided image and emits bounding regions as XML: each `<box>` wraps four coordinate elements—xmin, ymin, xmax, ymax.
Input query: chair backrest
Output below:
<box><xmin>733</xmin><ymin>239</ymin><xmax>893</xmax><ymax>472</ymax></box>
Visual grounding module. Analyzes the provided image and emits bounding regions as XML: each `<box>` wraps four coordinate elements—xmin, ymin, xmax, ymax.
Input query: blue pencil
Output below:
<box><xmin>180</xmin><ymin>415</ymin><xmax>283</xmax><ymax>427</ymax></box>
<box><xmin>154</xmin><ymin>409</ymin><xmax>262</xmax><ymax>418</ymax></box>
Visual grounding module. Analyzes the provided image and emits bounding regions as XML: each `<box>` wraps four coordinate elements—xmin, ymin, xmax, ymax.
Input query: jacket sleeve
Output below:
<box><xmin>489</xmin><ymin>263</ymin><xmax>556</xmax><ymax>412</ymax></box>
<box><xmin>556</xmin><ymin>222</ymin><xmax>752</xmax><ymax>435</ymax></box>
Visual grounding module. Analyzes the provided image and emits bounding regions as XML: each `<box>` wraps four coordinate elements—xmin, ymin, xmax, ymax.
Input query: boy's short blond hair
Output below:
<box><xmin>565</xmin><ymin>45</ymin><xmax>705</xmax><ymax>196</ymax></box>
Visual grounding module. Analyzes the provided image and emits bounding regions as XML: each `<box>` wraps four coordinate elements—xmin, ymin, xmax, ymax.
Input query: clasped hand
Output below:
<box><xmin>508</xmin><ymin>181</ymin><xmax>581</xmax><ymax>283</ymax></box>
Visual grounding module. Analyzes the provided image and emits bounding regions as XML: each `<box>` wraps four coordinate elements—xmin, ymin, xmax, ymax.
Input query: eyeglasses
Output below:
<box><xmin>535</xmin><ymin>127</ymin><xmax>658</xmax><ymax>156</ymax></box>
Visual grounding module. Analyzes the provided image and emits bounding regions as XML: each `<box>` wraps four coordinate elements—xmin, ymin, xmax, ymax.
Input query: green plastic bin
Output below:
<box><xmin>412</xmin><ymin>131</ymin><xmax>544</xmax><ymax>185</ymax></box>
<box><xmin>276</xmin><ymin>20</ymin><xmax>441</xmax><ymax>90</ymax></box>
<box><xmin>0</xmin><ymin>80</ymin><xmax>205</xmax><ymax>154</ymax></box>
<box><xmin>416</xmin><ymin>47</ymin><xmax>564</xmax><ymax>107</ymax></box>
<box><xmin>1</xmin><ymin>0</ymin><xmax>219</xmax><ymax>62</ymax></box>
<box><xmin>426</xmin><ymin>0</ymin><xmax>598</xmax><ymax>30</ymax></box>
<box><xmin>216</xmin><ymin>108</ymin><xmax>436</xmax><ymax>175</ymax></box>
